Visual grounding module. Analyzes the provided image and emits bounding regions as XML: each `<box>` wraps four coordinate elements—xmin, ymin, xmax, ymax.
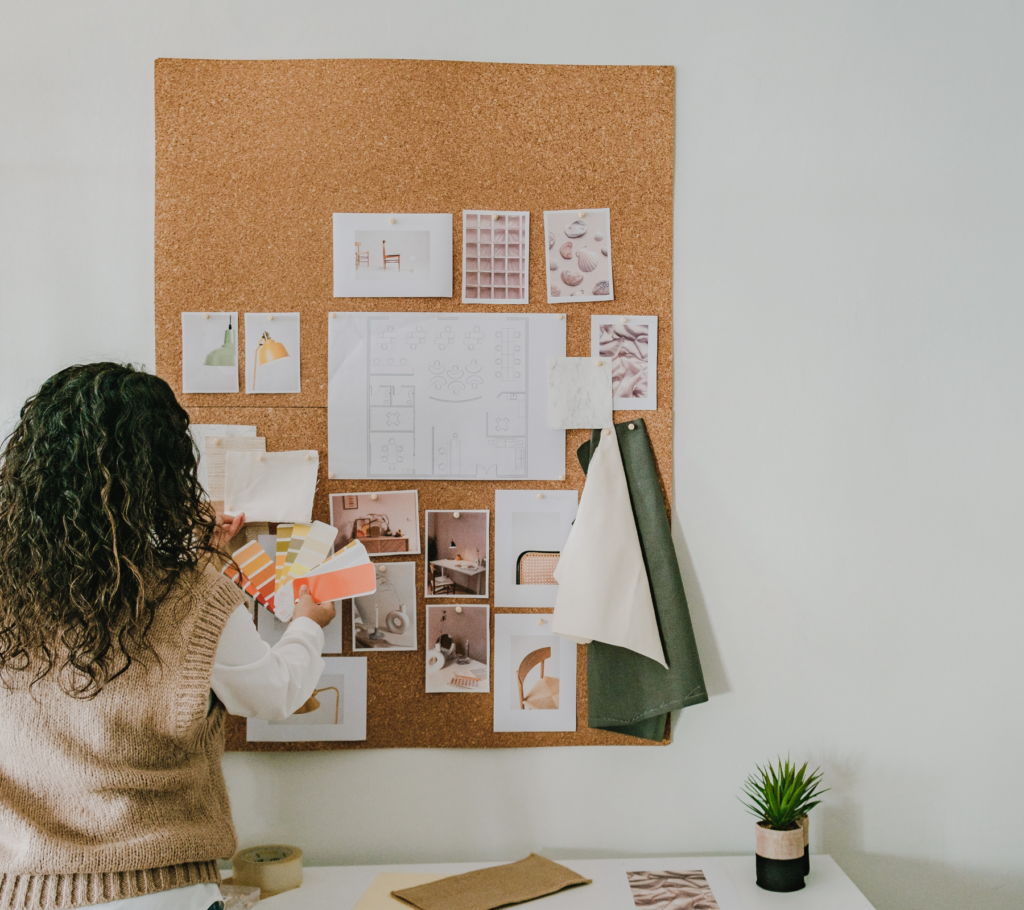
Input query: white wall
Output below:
<box><xmin>2</xmin><ymin>3</ymin><xmax>1022</xmax><ymax>908</ymax></box>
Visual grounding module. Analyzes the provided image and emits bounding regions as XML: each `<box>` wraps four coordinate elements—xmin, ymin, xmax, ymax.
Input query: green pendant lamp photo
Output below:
<box><xmin>204</xmin><ymin>315</ymin><xmax>237</xmax><ymax>367</ymax></box>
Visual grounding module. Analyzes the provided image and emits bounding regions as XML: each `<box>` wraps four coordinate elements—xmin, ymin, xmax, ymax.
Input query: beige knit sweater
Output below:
<box><xmin>0</xmin><ymin>564</ymin><xmax>243</xmax><ymax>910</ymax></box>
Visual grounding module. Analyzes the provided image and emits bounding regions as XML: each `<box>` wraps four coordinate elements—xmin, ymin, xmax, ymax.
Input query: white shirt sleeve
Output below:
<box><xmin>210</xmin><ymin>605</ymin><xmax>325</xmax><ymax>721</ymax></box>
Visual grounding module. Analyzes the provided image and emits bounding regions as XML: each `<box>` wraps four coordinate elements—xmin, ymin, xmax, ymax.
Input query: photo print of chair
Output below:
<box><xmin>354</xmin><ymin>241</ymin><xmax>369</xmax><ymax>269</ymax></box>
<box><xmin>517</xmin><ymin>647</ymin><xmax>559</xmax><ymax>710</ymax></box>
<box><xmin>429</xmin><ymin>563</ymin><xmax>455</xmax><ymax>596</ymax></box>
<box><xmin>383</xmin><ymin>239</ymin><xmax>401</xmax><ymax>271</ymax></box>
<box><xmin>516</xmin><ymin>550</ymin><xmax>560</xmax><ymax>586</ymax></box>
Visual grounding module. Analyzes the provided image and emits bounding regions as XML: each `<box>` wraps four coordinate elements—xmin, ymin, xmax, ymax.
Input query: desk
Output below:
<box><xmin>258</xmin><ymin>855</ymin><xmax>874</xmax><ymax>909</ymax></box>
<box><xmin>425</xmin><ymin>657</ymin><xmax>488</xmax><ymax>692</ymax></box>
<box><xmin>429</xmin><ymin>559</ymin><xmax>487</xmax><ymax>595</ymax></box>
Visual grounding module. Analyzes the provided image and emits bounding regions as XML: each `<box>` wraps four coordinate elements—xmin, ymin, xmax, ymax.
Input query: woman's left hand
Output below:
<box><xmin>213</xmin><ymin>512</ymin><xmax>245</xmax><ymax>548</ymax></box>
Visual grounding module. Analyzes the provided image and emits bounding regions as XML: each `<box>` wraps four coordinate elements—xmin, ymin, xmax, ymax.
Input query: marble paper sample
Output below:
<box><xmin>181</xmin><ymin>312</ymin><xmax>239</xmax><ymax>393</ymax></box>
<box><xmin>543</xmin><ymin>208</ymin><xmax>614</xmax><ymax>304</ymax></box>
<box><xmin>222</xmin><ymin>450</ymin><xmax>318</xmax><ymax>523</ymax></box>
<box><xmin>591</xmin><ymin>315</ymin><xmax>658</xmax><ymax>411</ymax></box>
<box><xmin>546</xmin><ymin>358</ymin><xmax>613</xmax><ymax>430</ymax></box>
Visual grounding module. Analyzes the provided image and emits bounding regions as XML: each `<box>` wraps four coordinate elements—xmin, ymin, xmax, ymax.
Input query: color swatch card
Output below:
<box><xmin>286</xmin><ymin>520</ymin><xmax>337</xmax><ymax>579</ymax></box>
<box><xmin>276</xmin><ymin>540</ymin><xmax>377</xmax><ymax>620</ymax></box>
<box><xmin>224</xmin><ymin>540</ymin><xmax>276</xmax><ymax>612</ymax></box>
<box><xmin>274</xmin><ymin>523</ymin><xmax>295</xmax><ymax>590</ymax></box>
<box><xmin>222</xmin><ymin>450</ymin><xmax>319</xmax><ymax>523</ymax></box>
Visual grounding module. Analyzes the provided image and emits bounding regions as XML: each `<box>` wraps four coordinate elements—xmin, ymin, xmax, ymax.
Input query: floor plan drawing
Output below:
<box><xmin>329</xmin><ymin>313</ymin><xmax>567</xmax><ymax>480</ymax></box>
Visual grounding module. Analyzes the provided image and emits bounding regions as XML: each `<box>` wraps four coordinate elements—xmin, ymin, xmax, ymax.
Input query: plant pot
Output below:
<box><xmin>755</xmin><ymin>822</ymin><xmax>805</xmax><ymax>892</ymax></box>
<box><xmin>796</xmin><ymin>814</ymin><xmax>809</xmax><ymax>875</ymax></box>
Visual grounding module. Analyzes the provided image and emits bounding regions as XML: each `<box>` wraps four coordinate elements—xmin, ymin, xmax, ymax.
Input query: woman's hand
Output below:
<box><xmin>213</xmin><ymin>512</ymin><xmax>245</xmax><ymax>549</ymax></box>
<box><xmin>293</xmin><ymin>585</ymin><xmax>337</xmax><ymax>628</ymax></box>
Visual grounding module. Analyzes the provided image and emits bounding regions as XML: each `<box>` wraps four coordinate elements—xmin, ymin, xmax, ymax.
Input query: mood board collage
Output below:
<box><xmin>181</xmin><ymin>208</ymin><xmax>659</xmax><ymax>744</ymax></box>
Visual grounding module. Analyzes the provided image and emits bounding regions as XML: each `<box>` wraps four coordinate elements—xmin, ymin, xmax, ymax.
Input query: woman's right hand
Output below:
<box><xmin>292</xmin><ymin>585</ymin><xmax>336</xmax><ymax>628</ymax></box>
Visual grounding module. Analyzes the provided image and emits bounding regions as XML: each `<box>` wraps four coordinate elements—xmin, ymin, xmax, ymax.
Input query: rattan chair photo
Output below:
<box><xmin>516</xmin><ymin>647</ymin><xmax>559</xmax><ymax>710</ymax></box>
<box><xmin>515</xmin><ymin>551</ymin><xmax>560</xmax><ymax>586</ymax></box>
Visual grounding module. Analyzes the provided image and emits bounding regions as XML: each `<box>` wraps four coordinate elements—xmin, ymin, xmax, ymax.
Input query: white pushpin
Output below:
<box><xmin>603</xmin><ymin>428</ymin><xmax>612</xmax><ymax>437</ymax></box>
<box><xmin>557</xmin><ymin>314</ymin><xmax>564</xmax><ymax>320</ymax></box>
<box><xmin>305</xmin><ymin>454</ymin><xmax>312</xmax><ymax>461</ymax></box>
<box><xmin>559</xmin><ymin>474</ymin><xmax>565</xmax><ymax>481</ymax></box>
<box><xmin>204</xmin><ymin>313</ymin><xmax>210</xmax><ymax>319</ymax></box>
<box><xmin>455</xmin><ymin>606</ymin><xmax>463</xmax><ymax>614</ymax></box>
<box><xmin>213</xmin><ymin>438</ymin><xmax>222</xmax><ymax>446</ymax></box>
<box><xmin>578</xmin><ymin>211</ymin><xmax>586</xmax><ymax>219</ymax></box>
<box><xmin>331</xmin><ymin>313</ymin><xmax>337</xmax><ymax>319</ymax></box>
<box><xmin>257</xmin><ymin>455</ymin><xmax>265</xmax><ymax>462</ymax></box>
<box><xmin>537</xmin><ymin>493</ymin><xmax>544</xmax><ymax>500</ymax></box>
<box><xmin>628</xmin><ymin>423</ymin><xmax>635</xmax><ymax>430</ymax></box>
<box><xmin>595</xmin><ymin>360</ymin><xmax>603</xmax><ymax>367</ymax></box>
<box><xmin>378</xmin><ymin>564</ymin><xmax>387</xmax><ymax>574</ymax></box>
<box><xmin>268</xmin><ymin>315</ymin><xmax>274</xmax><ymax>321</ymax></box>
<box><xmin>453</xmin><ymin>511</ymin><xmax>461</xmax><ymax>519</ymax></box>
<box><xmin>492</xmin><ymin>213</ymin><xmax>500</xmax><ymax>221</ymax></box>
<box><xmin>370</xmin><ymin>493</ymin><xmax>378</xmax><ymax>501</ymax></box>
<box><xmin>328</xmin><ymin>472</ymin><xmax>335</xmax><ymax>479</ymax></box>
<box><xmin>620</xmin><ymin>316</ymin><xmax>628</xmax><ymax>323</ymax></box>
<box><xmin>537</xmin><ymin>617</ymin><xmax>546</xmax><ymax>625</ymax></box>
<box><xmin>389</xmin><ymin>217</ymin><xmax>396</xmax><ymax>224</ymax></box>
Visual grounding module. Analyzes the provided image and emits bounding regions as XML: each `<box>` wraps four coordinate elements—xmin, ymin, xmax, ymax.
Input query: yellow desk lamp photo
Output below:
<box><xmin>251</xmin><ymin>330</ymin><xmax>289</xmax><ymax>391</ymax></box>
<box><xmin>293</xmin><ymin>686</ymin><xmax>340</xmax><ymax>724</ymax></box>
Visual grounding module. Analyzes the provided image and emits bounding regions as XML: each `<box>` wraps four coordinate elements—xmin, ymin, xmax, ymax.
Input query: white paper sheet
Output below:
<box><xmin>203</xmin><ymin>436</ymin><xmax>267</xmax><ymax>506</ymax></box>
<box><xmin>244</xmin><ymin>312</ymin><xmax>301</xmax><ymax>394</ymax></box>
<box><xmin>181</xmin><ymin>312</ymin><xmax>239</xmax><ymax>393</ymax></box>
<box><xmin>425</xmin><ymin>605</ymin><xmax>490</xmax><ymax>693</ymax></box>
<box><xmin>328</xmin><ymin>312</ymin><xmax>567</xmax><ymax>479</ymax></box>
<box><xmin>462</xmin><ymin>210</ymin><xmax>529</xmax><ymax>304</ymax></box>
<box><xmin>547</xmin><ymin>357</ymin><xmax>613</xmax><ymax>430</ymax></box>
<box><xmin>247</xmin><ymin>657</ymin><xmax>366</xmax><ymax>742</ymax></box>
<box><xmin>223</xmin><ymin>450</ymin><xmax>318</xmax><ymax>523</ymax></box>
<box><xmin>188</xmin><ymin>424</ymin><xmax>256</xmax><ymax>497</ymax></box>
<box><xmin>590</xmin><ymin>315</ymin><xmax>658</xmax><ymax>411</ymax></box>
<box><xmin>494</xmin><ymin>490</ymin><xmax>578</xmax><ymax>608</ymax></box>
<box><xmin>552</xmin><ymin>428</ymin><xmax>667</xmax><ymax>668</ymax></box>
<box><xmin>543</xmin><ymin>208</ymin><xmax>614</xmax><ymax>303</ymax></box>
<box><xmin>352</xmin><ymin>562</ymin><xmax>418</xmax><ymax>651</ymax></box>
<box><xmin>333</xmin><ymin>213</ymin><xmax>453</xmax><ymax>298</ymax></box>
<box><xmin>492</xmin><ymin>614</ymin><xmax>576</xmax><ymax>732</ymax></box>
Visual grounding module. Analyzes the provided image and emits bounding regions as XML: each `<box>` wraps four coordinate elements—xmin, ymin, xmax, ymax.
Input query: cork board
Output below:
<box><xmin>155</xmin><ymin>59</ymin><xmax>675</xmax><ymax>750</ymax></box>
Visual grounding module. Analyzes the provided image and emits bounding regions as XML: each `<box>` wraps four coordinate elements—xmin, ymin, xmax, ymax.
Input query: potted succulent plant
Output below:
<box><xmin>740</xmin><ymin>757</ymin><xmax>826</xmax><ymax>892</ymax></box>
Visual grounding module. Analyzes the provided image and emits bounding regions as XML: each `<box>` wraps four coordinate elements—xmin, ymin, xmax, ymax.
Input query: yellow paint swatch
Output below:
<box><xmin>275</xmin><ymin>523</ymin><xmax>294</xmax><ymax>591</ymax></box>
<box><xmin>287</xmin><ymin>520</ymin><xmax>337</xmax><ymax>579</ymax></box>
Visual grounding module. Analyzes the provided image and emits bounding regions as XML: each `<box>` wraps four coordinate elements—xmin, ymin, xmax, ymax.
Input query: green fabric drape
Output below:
<box><xmin>579</xmin><ymin>419</ymin><xmax>708</xmax><ymax>741</ymax></box>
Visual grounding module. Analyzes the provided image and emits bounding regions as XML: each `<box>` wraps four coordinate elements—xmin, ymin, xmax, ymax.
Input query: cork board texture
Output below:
<box><xmin>155</xmin><ymin>59</ymin><xmax>674</xmax><ymax>750</ymax></box>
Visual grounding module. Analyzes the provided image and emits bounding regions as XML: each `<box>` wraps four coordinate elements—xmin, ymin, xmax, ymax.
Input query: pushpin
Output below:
<box><xmin>557</xmin><ymin>314</ymin><xmax>564</xmax><ymax>320</ymax></box>
<box><xmin>378</xmin><ymin>564</ymin><xmax>387</xmax><ymax>574</ymax></box>
<box><xmin>213</xmin><ymin>438</ymin><xmax>222</xmax><ymax>446</ymax></box>
<box><xmin>389</xmin><ymin>217</ymin><xmax>396</xmax><ymax>224</ymax></box>
<box><xmin>578</xmin><ymin>210</ymin><xmax>586</xmax><ymax>218</ymax></box>
<box><xmin>537</xmin><ymin>617</ymin><xmax>546</xmax><ymax>625</ymax></box>
<box><xmin>492</xmin><ymin>213</ymin><xmax>500</xmax><ymax>221</ymax></box>
<box><xmin>455</xmin><ymin>606</ymin><xmax>463</xmax><ymax>613</ymax></box>
<box><xmin>453</xmin><ymin>511</ymin><xmax>461</xmax><ymax>519</ymax></box>
<box><xmin>628</xmin><ymin>423</ymin><xmax>635</xmax><ymax>430</ymax></box>
<box><xmin>305</xmin><ymin>454</ymin><xmax>311</xmax><ymax>461</ymax></box>
<box><xmin>370</xmin><ymin>493</ymin><xmax>378</xmax><ymax>501</ymax></box>
<box><xmin>331</xmin><ymin>313</ymin><xmax>337</xmax><ymax>319</ymax></box>
<box><xmin>603</xmin><ymin>428</ymin><xmax>612</xmax><ymax>437</ymax></box>
<box><xmin>620</xmin><ymin>316</ymin><xmax>628</xmax><ymax>323</ymax></box>
<box><xmin>257</xmin><ymin>455</ymin><xmax>265</xmax><ymax>462</ymax></box>
<box><xmin>559</xmin><ymin>475</ymin><xmax>565</xmax><ymax>481</ymax></box>
<box><xmin>537</xmin><ymin>493</ymin><xmax>545</xmax><ymax>500</ymax></box>
<box><xmin>268</xmin><ymin>315</ymin><xmax>274</xmax><ymax>321</ymax></box>
<box><xmin>595</xmin><ymin>360</ymin><xmax>603</xmax><ymax>367</ymax></box>
<box><xmin>328</xmin><ymin>472</ymin><xmax>335</xmax><ymax>479</ymax></box>
<box><xmin>204</xmin><ymin>313</ymin><xmax>210</xmax><ymax>319</ymax></box>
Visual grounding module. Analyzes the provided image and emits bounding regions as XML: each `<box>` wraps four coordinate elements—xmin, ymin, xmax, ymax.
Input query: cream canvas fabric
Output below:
<box><xmin>223</xmin><ymin>450</ymin><xmax>318</xmax><ymax>523</ymax></box>
<box><xmin>551</xmin><ymin>428</ymin><xmax>667</xmax><ymax>667</ymax></box>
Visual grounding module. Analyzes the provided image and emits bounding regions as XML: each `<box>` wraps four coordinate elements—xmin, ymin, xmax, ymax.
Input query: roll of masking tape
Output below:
<box><xmin>232</xmin><ymin>845</ymin><xmax>303</xmax><ymax>896</ymax></box>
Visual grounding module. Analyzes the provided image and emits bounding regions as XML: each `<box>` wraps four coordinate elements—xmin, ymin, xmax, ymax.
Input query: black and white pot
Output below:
<box><xmin>755</xmin><ymin>822</ymin><xmax>805</xmax><ymax>892</ymax></box>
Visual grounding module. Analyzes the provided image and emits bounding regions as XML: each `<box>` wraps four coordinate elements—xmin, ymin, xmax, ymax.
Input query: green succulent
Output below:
<box><xmin>740</xmin><ymin>756</ymin><xmax>827</xmax><ymax>830</ymax></box>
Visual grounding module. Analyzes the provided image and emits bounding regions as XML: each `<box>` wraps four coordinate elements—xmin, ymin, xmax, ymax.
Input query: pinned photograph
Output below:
<box><xmin>626</xmin><ymin>871</ymin><xmax>720</xmax><ymax>910</ymax></box>
<box><xmin>329</xmin><ymin>490</ymin><xmax>421</xmax><ymax>556</ymax></box>
<box><xmin>244</xmin><ymin>313</ymin><xmax>301</xmax><ymax>394</ymax></box>
<box><xmin>494</xmin><ymin>490</ymin><xmax>577</xmax><ymax>608</ymax></box>
<box><xmin>424</xmin><ymin>510</ymin><xmax>489</xmax><ymax>598</ymax></box>
<box><xmin>492</xmin><ymin>613</ymin><xmax>576</xmax><ymax>732</ymax></box>
<box><xmin>547</xmin><ymin>357</ymin><xmax>613</xmax><ymax>430</ymax></box>
<box><xmin>425</xmin><ymin>605</ymin><xmax>490</xmax><ymax>693</ymax></box>
<box><xmin>591</xmin><ymin>315</ymin><xmax>658</xmax><ymax>410</ymax></box>
<box><xmin>181</xmin><ymin>312</ymin><xmax>239</xmax><ymax>393</ymax></box>
<box><xmin>247</xmin><ymin>657</ymin><xmax>367</xmax><ymax>742</ymax></box>
<box><xmin>352</xmin><ymin>562</ymin><xmax>417</xmax><ymax>651</ymax></box>
<box><xmin>543</xmin><ymin>208</ymin><xmax>613</xmax><ymax>304</ymax></box>
<box><xmin>462</xmin><ymin>211</ymin><xmax>529</xmax><ymax>304</ymax></box>
<box><xmin>333</xmin><ymin>213</ymin><xmax>453</xmax><ymax>298</ymax></box>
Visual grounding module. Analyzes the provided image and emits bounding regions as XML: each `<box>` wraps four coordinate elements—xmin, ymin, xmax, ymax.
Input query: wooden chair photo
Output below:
<box><xmin>517</xmin><ymin>647</ymin><xmax>559</xmax><ymax>710</ymax></box>
<box><xmin>383</xmin><ymin>239</ymin><xmax>401</xmax><ymax>271</ymax></box>
<box><xmin>354</xmin><ymin>241</ymin><xmax>369</xmax><ymax>269</ymax></box>
<box><xmin>429</xmin><ymin>563</ymin><xmax>454</xmax><ymax>596</ymax></box>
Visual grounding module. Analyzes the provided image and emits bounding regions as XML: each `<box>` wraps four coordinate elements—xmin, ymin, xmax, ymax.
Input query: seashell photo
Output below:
<box><xmin>560</xmin><ymin>270</ymin><xmax>583</xmax><ymax>287</ymax></box>
<box><xmin>559</xmin><ymin>241</ymin><xmax>573</xmax><ymax>259</ymax></box>
<box><xmin>576</xmin><ymin>248</ymin><xmax>599</xmax><ymax>273</ymax></box>
<box><xmin>601</xmin><ymin>247</ymin><xmax>608</xmax><ymax>257</ymax></box>
<box><xmin>592</xmin><ymin>280</ymin><xmax>610</xmax><ymax>295</ymax></box>
<box><xmin>549</xmin><ymin>261</ymin><xmax>558</xmax><ymax>271</ymax></box>
<box><xmin>547</xmin><ymin>232</ymin><xmax>555</xmax><ymax>250</ymax></box>
<box><xmin>564</xmin><ymin>219</ymin><xmax>588</xmax><ymax>238</ymax></box>
<box><xmin>549</xmin><ymin>285</ymin><xmax>561</xmax><ymax>297</ymax></box>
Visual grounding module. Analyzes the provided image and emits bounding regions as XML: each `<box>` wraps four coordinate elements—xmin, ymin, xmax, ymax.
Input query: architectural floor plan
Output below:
<box><xmin>328</xmin><ymin>312</ymin><xmax>567</xmax><ymax>479</ymax></box>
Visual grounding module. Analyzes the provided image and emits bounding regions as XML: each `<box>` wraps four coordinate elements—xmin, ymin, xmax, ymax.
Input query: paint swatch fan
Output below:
<box><xmin>276</xmin><ymin>540</ymin><xmax>377</xmax><ymax>621</ymax></box>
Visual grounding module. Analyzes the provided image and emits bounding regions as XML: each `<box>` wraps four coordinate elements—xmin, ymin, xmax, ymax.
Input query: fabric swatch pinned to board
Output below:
<box><xmin>576</xmin><ymin>420</ymin><xmax>708</xmax><ymax>742</ymax></box>
<box><xmin>223</xmin><ymin>450</ymin><xmax>319</xmax><ymax>523</ymax></box>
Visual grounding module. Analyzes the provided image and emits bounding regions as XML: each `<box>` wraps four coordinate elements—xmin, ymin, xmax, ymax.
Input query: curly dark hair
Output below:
<box><xmin>0</xmin><ymin>363</ymin><xmax>221</xmax><ymax>697</ymax></box>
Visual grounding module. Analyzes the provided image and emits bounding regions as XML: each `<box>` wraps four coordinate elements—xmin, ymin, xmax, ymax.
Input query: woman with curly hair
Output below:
<box><xmin>0</xmin><ymin>363</ymin><xmax>335</xmax><ymax>910</ymax></box>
